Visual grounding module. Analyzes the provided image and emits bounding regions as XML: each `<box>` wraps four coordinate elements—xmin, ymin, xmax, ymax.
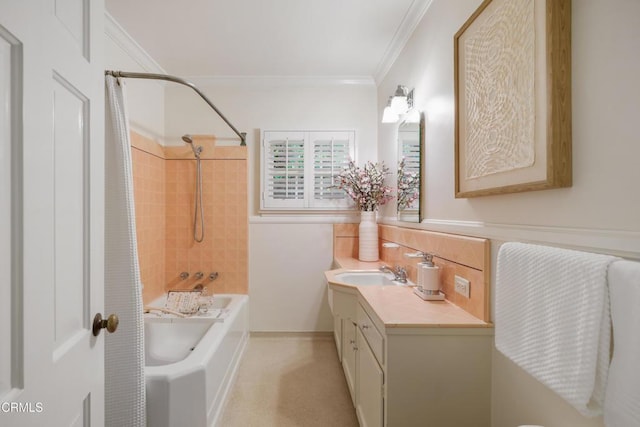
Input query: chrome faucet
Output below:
<box><xmin>379</xmin><ymin>265</ymin><xmax>408</xmax><ymax>284</ymax></box>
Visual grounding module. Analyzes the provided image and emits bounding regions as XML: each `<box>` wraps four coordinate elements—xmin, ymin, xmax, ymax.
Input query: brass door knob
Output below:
<box><xmin>92</xmin><ymin>313</ymin><xmax>119</xmax><ymax>336</ymax></box>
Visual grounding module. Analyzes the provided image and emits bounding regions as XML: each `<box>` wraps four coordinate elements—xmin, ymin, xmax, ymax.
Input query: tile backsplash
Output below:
<box><xmin>333</xmin><ymin>223</ymin><xmax>491</xmax><ymax>322</ymax></box>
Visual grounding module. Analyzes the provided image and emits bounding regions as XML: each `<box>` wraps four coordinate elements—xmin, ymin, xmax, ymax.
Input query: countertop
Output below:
<box><xmin>325</xmin><ymin>257</ymin><xmax>492</xmax><ymax>329</ymax></box>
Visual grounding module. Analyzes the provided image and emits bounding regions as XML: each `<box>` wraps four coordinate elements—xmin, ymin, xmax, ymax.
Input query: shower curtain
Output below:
<box><xmin>104</xmin><ymin>75</ymin><xmax>146</xmax><ymax>427</ymax></box>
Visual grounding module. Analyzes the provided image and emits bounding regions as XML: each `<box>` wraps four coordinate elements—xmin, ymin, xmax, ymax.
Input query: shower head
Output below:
<box><xmin>182</xmin><ymin>134</ymin><xmax>202</xmax><ymax>159</ymax></box>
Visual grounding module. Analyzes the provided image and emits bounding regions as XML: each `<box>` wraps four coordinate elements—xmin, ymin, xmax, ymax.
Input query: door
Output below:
<box><xmin>342</xmin><ymin>319</ymin><xmax>357</xmax><ymax>405</ymax></box>
<box><xmin>0</xmin><ymin>1</ymin><xmax>105</xmax><ymax>426</ymax></box>
<box><xmin>356</xmin><ymin>328</ymin><xmax>384</xmax><ymax>427</ymax></box>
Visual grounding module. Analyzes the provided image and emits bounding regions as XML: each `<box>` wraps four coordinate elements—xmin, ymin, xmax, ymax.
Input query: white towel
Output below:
<box><xmin>105</xmin><ymin>76</ymin><xmax>146</xmax><ymax>427</ymax></box>
<box><xmin>604</xmin><ymin>260</ymin><xmax>640</xmax><ymax>426</ymax></box>
<box><xmin>495</xmin><ymin>242</ymin><xmax>618</xmax><ymax>416</ymax></box>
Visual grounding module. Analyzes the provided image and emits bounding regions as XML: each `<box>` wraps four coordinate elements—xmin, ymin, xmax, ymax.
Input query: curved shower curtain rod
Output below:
<box><xmin>105</xmin><ymin>70</ymin><xmax>247</xmax><ymax>146</ymax></box>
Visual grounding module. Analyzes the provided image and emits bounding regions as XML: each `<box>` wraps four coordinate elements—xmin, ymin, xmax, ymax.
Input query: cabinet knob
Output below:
<box><xmin>361</xmin><ymin>323</ymin><xmax>370</xmax><ymax>329</ymax></box>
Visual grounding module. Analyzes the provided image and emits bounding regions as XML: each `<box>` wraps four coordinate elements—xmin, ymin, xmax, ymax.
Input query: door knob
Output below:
<box><xmin>92</xmin><ymin>313</ymin><xmax>119</xmax><ymax>336</ymax></box>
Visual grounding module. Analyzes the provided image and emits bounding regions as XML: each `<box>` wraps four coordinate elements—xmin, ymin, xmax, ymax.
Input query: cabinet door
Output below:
<box><xmin>356</xmin><ymin>328</ymin><xmax>384</xmax><ymax>427</ymax></box>
<box><xmin>342</xmin><ymin>319</ymin><xmax>357</xmax><ymax>405</ymax></box>
<box><xmin>333</xmin><ymin>314</ymin><xmax>342</xmax><ymax>360</ymax></box>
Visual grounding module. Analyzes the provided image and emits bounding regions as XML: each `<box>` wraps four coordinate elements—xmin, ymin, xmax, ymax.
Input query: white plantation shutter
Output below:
<box><xmin>261</xmin><ymin>130</ymin><xmax>354</xmax><ymax>210</ymax></box>
<box><xmin>310</xmin><ymin>131</ymin><xmax>353</xmax><ymax>208</ymax></box>
<box><xmin>262</xmin><ymin>132</ymin><xmax>306</xmax><ymax>208</ymax></box>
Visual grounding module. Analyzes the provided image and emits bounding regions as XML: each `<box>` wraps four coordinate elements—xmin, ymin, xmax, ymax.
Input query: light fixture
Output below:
<box><xmin>381</xmin><ymin>85</ymin><xmax>415</xmax><ymax>123</ymax></box>
<box><xmin>390</xmin><ymin>85</ymin><xmax>414</xmax><ymax>114</ymax></box>
<box><xmin>382</xmin><ymin>96</ymin><xmax>399</xmax><ymax>123</ymax></box>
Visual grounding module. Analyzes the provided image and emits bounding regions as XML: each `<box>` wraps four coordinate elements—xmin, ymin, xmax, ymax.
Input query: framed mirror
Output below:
<box><xmin>397</xmin><ymin>111</ymin><xmax>424</xmax><ymax>222</ymax></box>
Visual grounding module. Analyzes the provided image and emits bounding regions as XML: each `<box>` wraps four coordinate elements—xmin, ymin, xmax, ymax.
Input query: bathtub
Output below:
<box><xmin>144</xmin><ymin>294</ymin><xmax>248</xmax><ymax>427</ymax></box>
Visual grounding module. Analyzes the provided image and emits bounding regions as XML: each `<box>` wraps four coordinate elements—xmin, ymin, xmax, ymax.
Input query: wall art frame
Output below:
<box><xmin>454</xmin><ymin>0</ymin><xmax>571</xmax><ymax>198</ymax></box>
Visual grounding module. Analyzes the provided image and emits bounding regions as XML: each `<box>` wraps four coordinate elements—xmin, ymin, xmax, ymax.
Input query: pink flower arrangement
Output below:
<box><xmin>334</xmin><ymin>160</ymin><xmax>393</xmax><ymax>211</ymax></box>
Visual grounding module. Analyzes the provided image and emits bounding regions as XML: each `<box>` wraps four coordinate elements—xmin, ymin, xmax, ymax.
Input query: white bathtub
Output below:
<box><xmin>144</xmin><ymin>294</ymin><xmax>248</xmax><ymax>427</ymax></box>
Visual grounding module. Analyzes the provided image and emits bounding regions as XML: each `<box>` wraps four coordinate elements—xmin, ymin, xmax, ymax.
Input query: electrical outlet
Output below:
<box><xmin>454</xmin><ymin>275</ymin><xmax>470</xmax><ymax>298</ymax></box>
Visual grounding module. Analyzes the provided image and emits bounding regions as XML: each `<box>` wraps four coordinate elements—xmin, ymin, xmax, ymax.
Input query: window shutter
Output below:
<box><xmin>261</xmin><ymin>130</ymin><xmax>355</xmax><ymax>211</ymax></box>
<box><xmin>262</xmin><ymin>131</ymin><xmax>306</xmax><ymax>208</ymax></box>
<box><xmin>310</xmin><ymin>131</ymin><xmax>354</xmax><ymax>209</ymax></box>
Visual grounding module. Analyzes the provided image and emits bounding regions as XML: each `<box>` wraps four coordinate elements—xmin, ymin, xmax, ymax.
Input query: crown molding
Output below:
<box><xmin>374</xmin><ymin>0</ymin><xmax>434</xmax><ymax>85</ymax></box>
<box><xmin>184</xmin><ymin>75</ymin><xmax>375</xmax><ymax>87</ymax></box>
<box><xmin>104</xmin><ymin>12</ymin><xmax>166</xmax><ymax>75</ymax></box>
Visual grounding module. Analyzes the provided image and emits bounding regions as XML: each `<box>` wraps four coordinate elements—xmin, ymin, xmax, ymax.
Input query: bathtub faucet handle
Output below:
<box><xmin>180</xmin><ymin>272</ymin><xmax>189</xmax><ymax>280</ymax></box>
<box><xmin>209</xmin><ymin>272</ymin><xmax>219</xmax><ymax>281</ymax></box>
<box><xmin>194</xmin><ymin>272</ymin><xmax>204</xmax><ymax>280</ymax></box>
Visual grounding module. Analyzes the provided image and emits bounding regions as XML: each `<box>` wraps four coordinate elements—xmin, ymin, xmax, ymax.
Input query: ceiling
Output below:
<box><xmin>105</xmin><ymin>0</ymin><xmax>431</xmax><ymax>82</ymax></box>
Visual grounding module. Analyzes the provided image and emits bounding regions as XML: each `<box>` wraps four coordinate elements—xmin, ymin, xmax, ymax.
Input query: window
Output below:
<box><xmin>261</xmin><ymin>130</ymin><xmax>355</xmax><ymax>210</ymax></box>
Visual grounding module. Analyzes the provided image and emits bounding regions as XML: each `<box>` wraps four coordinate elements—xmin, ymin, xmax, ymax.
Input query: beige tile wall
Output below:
<box><xmin>333</xmin><ymin>223</ymin><xmax>491</xmax><ymax>322</ymax></box>
<box><xmin>131</xmin><ymin>136</ymin><xmax>166</xmax><ymax>304</ymax></box>
<box><xmin>379</xmin><ymin>225</ymin><xmax>490</xmax><ymax>322</ymax></box>
<box><xmin>131</xmin><ymin>132</ymin><xmax>248</xmax><ymax>305</ymax></box>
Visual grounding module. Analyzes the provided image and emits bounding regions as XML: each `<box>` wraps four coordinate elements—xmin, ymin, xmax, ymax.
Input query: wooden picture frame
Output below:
<box><xmin>454</xmin><ymin>0</ymin><xmax>571</xmax><ymax>198</ymax></box>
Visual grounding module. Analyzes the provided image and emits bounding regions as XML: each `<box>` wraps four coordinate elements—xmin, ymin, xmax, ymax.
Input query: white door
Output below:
<box><xmin>0</xmin><ymin>1</ymin><xmax>105</xmax><ymax>426</ymax></box>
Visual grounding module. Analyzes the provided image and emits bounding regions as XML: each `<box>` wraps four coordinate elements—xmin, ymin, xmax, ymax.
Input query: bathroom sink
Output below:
<box><xmin>334</xmin><ymin>271</ymin><xmax>411</xmax><ymax>286</ymax></box>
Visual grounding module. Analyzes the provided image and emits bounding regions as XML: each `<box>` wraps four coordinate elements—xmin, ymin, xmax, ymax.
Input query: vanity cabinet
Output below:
<box><xmin>356</xmin><ymin>325</ymin><xmax>384</xmax><ymax>427</ymax></box>
<box><xmin>356</xmin><ymin>302</ymin><xmax>384</xmax><ymax>427</ymax></box>
<box><xmin>342</xmin><ymin>318</ymin><xmax>357</xmax><ymax>404</ymax></box>
<box><xmin>358</xmin><ymin>299</ymin><xmax>493</xmax><ymax>427</ymax></box>
<box><xmin>328</xmin><ymin>282</ymin><xmax>492</xmax><ymax>427</ymax></box>
<box><xmin>330</xmin><ymin>286</ymin><xmax>359</xmax><ymax>404</ymax></box>
<box><xmin>333</xmin><ymin>314</ymin><xmax>342</xmax><ymax>360</ymax></box>
<box><xmin>330</xmin><ymin>285</ymin><xmax>386</xmax><ymax>426</ymax></box>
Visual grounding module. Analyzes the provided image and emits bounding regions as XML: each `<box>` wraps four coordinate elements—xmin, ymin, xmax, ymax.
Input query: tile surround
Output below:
<box><xmin>131</xmin><ymin>144</ymin><xmax>166</xmax><ymax>303</ymax></box>
<box><xmin>131</xmin><ymin>132</ymin><xmax>248</xmax><ymax>304</ymax></box>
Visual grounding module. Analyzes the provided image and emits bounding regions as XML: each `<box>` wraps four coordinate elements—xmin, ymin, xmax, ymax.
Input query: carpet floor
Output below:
<box><xmin>219</xmin><ymin>333</ymin><xmax>359</xmax><ymax>427</ymax></box>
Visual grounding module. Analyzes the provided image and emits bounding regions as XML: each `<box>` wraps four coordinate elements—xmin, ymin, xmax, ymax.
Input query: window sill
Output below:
<box><xmin>250</xmin><ymin>211</ymin><xmax>360</xmax><ymax>224</ymax></box>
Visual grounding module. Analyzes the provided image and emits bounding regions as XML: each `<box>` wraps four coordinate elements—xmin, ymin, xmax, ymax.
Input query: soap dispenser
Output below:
<box><xmin>414</xmin><ymin>253</ymin><xmax>445</xmax><ymax>301</ymax></box>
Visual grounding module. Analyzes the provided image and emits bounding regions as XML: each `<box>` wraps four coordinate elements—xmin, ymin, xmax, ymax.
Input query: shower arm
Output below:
<box><xmin>105</xmin><ymin>70</ymin><xmax>247</xmax><ymax>146</ymax></box>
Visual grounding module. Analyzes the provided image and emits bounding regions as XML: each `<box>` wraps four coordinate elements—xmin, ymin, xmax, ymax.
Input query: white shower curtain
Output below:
<box><xmin>104</xmin><ymin>75</ymin><xmax>146</xmax><ymax>427</ymax></box>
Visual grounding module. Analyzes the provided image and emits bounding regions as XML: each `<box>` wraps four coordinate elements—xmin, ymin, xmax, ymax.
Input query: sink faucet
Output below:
<box><xmin>379</xmin><ymin>265</ymin><xmax>408</xmax><ymax>284</ymax></box>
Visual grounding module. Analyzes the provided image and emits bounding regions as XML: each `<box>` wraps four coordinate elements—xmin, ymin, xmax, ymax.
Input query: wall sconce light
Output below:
<box><xmin>391</xmin><ymin>85</ymin><xmax>413</xmax><ymax>114</ymax></box>
<box><xmin>382</xmin><ymin>96</ymin><xmax>399</xmax><ymax>123</ymax></box>
<box><xmin>382</xmin><ymin>85</ymin><xmax>414</xmax><ymax>123</ymax></box>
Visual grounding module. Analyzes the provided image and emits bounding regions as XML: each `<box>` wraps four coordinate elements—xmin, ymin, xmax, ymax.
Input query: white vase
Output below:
<box><xmin>359</xmin><ymin>211</ymin><xmax>379</xmax><ymax>261</ymax></box>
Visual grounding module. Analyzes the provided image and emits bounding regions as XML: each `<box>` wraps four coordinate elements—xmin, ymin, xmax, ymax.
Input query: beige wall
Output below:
<box><xmin>378</xmin><ymin>0</ymin><xmax>640</xmax><ymax>426</ymax></box>
<box><xmin>104</xmin><ymin>15</ymin><xmax>166</xmax><ymax>141</ymax></box>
